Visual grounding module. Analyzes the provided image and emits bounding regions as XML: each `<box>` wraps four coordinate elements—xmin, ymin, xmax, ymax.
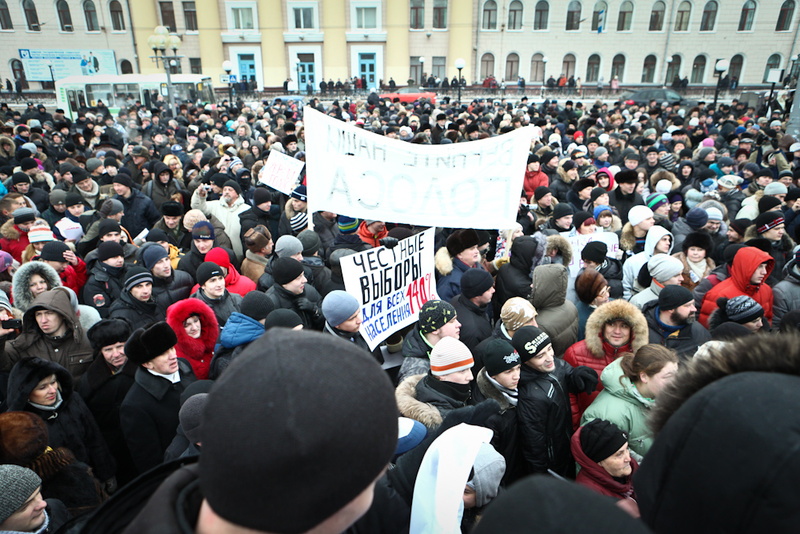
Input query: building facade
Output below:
<box><xmin>2</xmin><ymin>0</ymin><xmax>798</xmax><ymax>93</ymax></box>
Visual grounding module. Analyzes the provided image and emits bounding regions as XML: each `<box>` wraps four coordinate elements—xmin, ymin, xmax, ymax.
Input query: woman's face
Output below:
<box><xmin>29</xmin><ymin>374</ymin><xmax>59</xmax><ymax>406</ymax></box>
<box><xmin>184</xmin><ymin>315</ymin><xmax>202</xmax><ymax>339</ymax></box>
<box><xmin>29</xmin><ymin>273</ymin><xmax>49</xmax><ymax>297</ymax></box>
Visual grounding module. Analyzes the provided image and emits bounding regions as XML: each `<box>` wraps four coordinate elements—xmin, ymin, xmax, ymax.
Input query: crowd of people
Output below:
<box><xmin>0</xmin><ymin>90</ymin><xmax>798</xmax><ymax>533</ymax></box>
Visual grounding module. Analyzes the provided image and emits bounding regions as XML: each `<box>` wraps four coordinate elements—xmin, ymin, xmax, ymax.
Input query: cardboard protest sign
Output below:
<box><xmin>258</xmin><ymin>150</ymin><xmax>305</xmax><ymax>194</ymax></box>
<box><xmin>304</xmin><ymin>108</ymin><xmax>531</xmax><ymax>229</ymax></box>
<box><xmin>340</xmin><ymin>228</ymin><xmax>437</xmax><ymax>350</ymax></box>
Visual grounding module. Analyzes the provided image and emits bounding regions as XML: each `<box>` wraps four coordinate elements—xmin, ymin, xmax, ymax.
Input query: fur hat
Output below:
<box><xmin>500</xmin><ymin>297</ymin><xmax>537</xmax><ymax>331</ymax></box>
<box><xmin>161</xmin><ymin>200</ymin><xmax>184</xmax><ymax>217</ymax></box>
<box><xmin>575</xmin><ymin>269</ymin><xmax>608</xmax><ymax>304</ymax></box>
<box><xmin>615</xmin><ymin>169</ymin><xmax>639</xmax><ymax>184</ymax></box>
<box><xmin>272</xmin><ymin>257</ymin><xmax>305</xmax><ymax>285</ymax></box>
<box><xmin>125</xmin><ymin>321</ymin><xmax>178</xmax><ymax>365</ymax></box>
<box><xmin>429</xmin><ymin>337</ymin><xmax>474</xmax><ymax>376</ymax></box>
<box><xmin>0</xmin><ymin>411</ymin><xmax>50</xmax><ymax>466</ymax></box>
<box><xmin>580</xmin><ymin>419</ymin><xmax>628</xmax><ymax>463</ymax></box>
<box><xmin>418</xmin><ymin>299</ymin><xmax>457</xmax><ymax>335</ymax></box>
<box><xmin>446</xmin><ymin>229</ymin><xmax>480</xmax><ymax>257</ymax></box>
<box><xmin>511</xmin><ymin>325</ymin><xmax>551</xmax><ymax>362</ymax></box>
<box><xmin>682</xmin><ymin>231</ymin><xmax>714</xmax><ymax>255</ymax></box>
<box><xmin>86</xmin><ymin>318</ymin><xmax>132</xmax><ymax>355</ymax></box>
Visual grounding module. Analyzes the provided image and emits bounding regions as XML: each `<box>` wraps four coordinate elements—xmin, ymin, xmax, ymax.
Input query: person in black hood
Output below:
<box><xmin>5</xmin><ymin>357</ymin><xmax>117</xmax><ymax>486</ymax></box>
<box><xmin>492</xmin><ymin>236</ymin><xmax>542</xmax><ymax>320</ymax></box>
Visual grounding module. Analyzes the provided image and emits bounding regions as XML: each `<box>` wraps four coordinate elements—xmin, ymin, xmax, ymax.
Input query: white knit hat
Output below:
<box><xmin>429</xmin><ymin>337</ymin><xmax>474</xmax><ymax>376</ymax></box>
<box><xmin>628</xmin><ymin>205</ymin><xmax>654</xmax><ymax>227</ymax></box>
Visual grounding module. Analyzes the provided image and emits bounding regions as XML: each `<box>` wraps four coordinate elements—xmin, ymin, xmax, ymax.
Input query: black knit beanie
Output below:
<box><xmin>580</xmin><ymin>419</ymin><xmax>628</xmax><ymax>463</ymax></box>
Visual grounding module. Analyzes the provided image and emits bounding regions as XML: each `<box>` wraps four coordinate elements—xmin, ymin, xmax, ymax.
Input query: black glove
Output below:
<box><xmin>379</xmin><ymin>236</ymin><xmax>399</xmax><ymax>249</ymax></box>
<box><xmin>295</xmin><ymin>297</ymin><xmax>317</xmax><ymax>313</ymax></box>
<box><xmin>573</xmin><ymin>365</ymin><xmax>600</xmax><ymax>395</ymax></box>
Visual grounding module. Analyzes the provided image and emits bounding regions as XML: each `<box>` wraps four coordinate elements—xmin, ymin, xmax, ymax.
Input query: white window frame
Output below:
<box><xmin>225</xmin><ymin>1</ymin><xmax>257</xmax><ymax>32</ymax></box>
<box><xmin>350</xmin><ymin>1</ymin><xmax>381</xmax><ymax>32</ymax></box>
<box><xmin>287</xmin><ymin>1</ymin><xmax>318</xmax><ymax>31</ymax></box>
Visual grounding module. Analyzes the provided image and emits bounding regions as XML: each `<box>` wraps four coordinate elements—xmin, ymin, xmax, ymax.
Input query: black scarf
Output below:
<box><xmin>425</xmin><ymin>374</ymin><xmax>472</xmax><ymax>404</ymax></box>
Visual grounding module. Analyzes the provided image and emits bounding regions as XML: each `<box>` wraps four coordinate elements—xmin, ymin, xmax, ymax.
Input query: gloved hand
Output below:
<box><xmin>295</xmin><ymin>297</ymin><xmax>317</xmax><ymax>313</ymax></box>
<box><xmin>573</xmin><ymin>366</ymin><xmax>600</xmax><ymax>395</ymax></box>
<box><xmin>379</xmin><ymin>237</ymin><xmax>399</xmax><ymax>249</ymax></box>
<box><xmin>492</xmin><ymin>255</ymin><xmax>510</xmax><ymax>270</ymax></box>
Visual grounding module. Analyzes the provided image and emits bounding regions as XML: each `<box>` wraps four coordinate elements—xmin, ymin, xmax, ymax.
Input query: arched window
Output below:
<box><xmin>586</xmin><ymin>54</ymin><xmax>600</xmax><ymax>82</ymax></box>
<box><xmin>611</xmin><ymin>54</ymin><xmax>625</xmax><ymax>81</ymax></box>
<box><xmin>591</xmin><ymin>1</ymin><xmax>607</xmax><ymax>31</ymax></box>
<box><xmin>649</xmin><ymin>1</ymin><xmax>665</xmax><ymax>30</ymax></box>
<box><xmin>11</xmin><ymin>59</ymin><xmax>28</xmax><ymax>89</ymax></box>
<box><xmin>566</xmin><ymin>1</ymin><xmax>581</xmax><ymax>30</ymax></box>
<box><xmin>505</xmin><ymin>53</ymin><xmax>520</xmax><ymax>81</ymax></box>
<box><xmin>531</xmin><ymin>53</ymin><xmax>545</xmax><ymax>82</ymax></box>
<box><xmin>674</xmin><ymin>1</ymin><xmax>691</xmax><ymax>31</ymax></box>
<box><xmin>57</xmin><ymin>0</ymin><xmax>73</xmax><ymax>31</ymax></box>
<box><xmin>534</xmin><ymin>0</ymin><xmax>548</xmax><ymax>29</ymax></box>
<box><xmin>432</xmin><ymin>0</ymin><xmax>447</xmax><ymax>29</ymax></box>
<box><xmin>562</xmin><ymin>53</ymin><xmax>576</xmax><ymax>78</ymax></box>
<box><xmin>480</xmin><ymin>53</ymin><xmax>495</xmax><ymax>79</ymax></box>
<box><xmin>738</xmin><ymin>0</ymin><xmax>756</xmax><ymax>31</ymax></box>
<box><xmin>23</xmin><ymin>0</ymin><xmax>40</xmax><ymax>30</ymax></box>
<box><xmin>0</xmin><ymin>0</ymin><xmax>11</xmax><ymax>29</ymax></box>
<box><xmin>410</xmin><ymin>0</ymin><xmax>424</xmax><ymax>29</ymax></box>
<box><xmin>666</xmin><ymin>54</ymin><xmax>682</xmax><ymax>84</ymax></box>
<box><xmin>508</xmin><ymin>0</ymin><xmax>523</xmax><ymax>29</ymax></box>
<box><xmin>691</xmin><ymin>55</ymin><xmax>706</xmax><ymax>83</ymax></box>
<box><xmin>777</xmin><ymin>0</ymin><xmax>795</xmax><ymax>31</ymax></box>
<box><xmin>482</xmin><ymin>0</ymin><xmax>497</xmax><ymax>29</ymax></box>
<box><xmin>110</xmin><ymin>0</ymin><xmax>124</xmax><ymax>30</ymax></box>
<box><xmin>641</xmin><ymin>54</ymin><xmax>657</xmax><ymax>82</ymax></box>
<box><xmin>700</xmin><ymin>1</ymin><xmax>717</xmax><ymax>30</ymax></box>
<box><xmin>617</xmin><ymin>1</ymin><xmax>633</xmax><ymax>31</ymax></box>
<box><xmin>764</xmin><ymin>53</ymin><xmax>782</xmax><ymax>82</ymax></box>
<box><xmin>120</xmin><ymin>59</ymin><xmax>133</xmax><ymax>74</ymax></box>
<box><xmin>729</xmin><ymin>54</ymin><xmax>744</xmax><ymax>80</ymax></box>
<box><xmin>84</xmin><ymin>0</ymin><xmax>99</xmax><ymax>31</ymax></box>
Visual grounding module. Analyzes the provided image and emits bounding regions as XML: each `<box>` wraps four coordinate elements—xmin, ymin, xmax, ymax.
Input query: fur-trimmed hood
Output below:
<box><xmin>0</xmin><ymin>135</ymin><xmax>14</xmax><ymax>160</ymax></box>
<box><xmin>621</xmin><ymin>224</ymin><xmax>673</xmax><ymax>257</ymax></box>
<box><xmin>0</xmin><ymin>218</ymin><xmax>22</xmax><ymax>240</ymax></box>
<box><xmin>476</xmin><ymin>368</ymin><xmax>514</xmax><ymax>411</ymax></box>
<box><xmin>13</xmin><ymin>289</ymin><xmax>83</xmax><ymax>351</ymax></box>
<box><xmin>545</xmin><ymin>234</ymin><xmax>573</xmax><ymax>267</ymax></box>
<box><xmin>165</xmin><ymin>298</ymin><xmax>219</xmax><ymax>360</ymax></box>
<box><xmin>12</xmin><ymin>261</ymin><xmax>62</xmax><ymax>312</ymax></box>
<box><xmin>395</xmin><ymin>374</ymin><xmax>444</xmax><ymax>429</ymax></box>
<box><xmin>584</xmin><ymin>299</ymin><xmax>648</xmax><ymax>357</ymax></box>
<box><xmin>434</xmin><ymin>246</ymin><xmax>454</xmax><ymax>276</ymax></box>
<box><xmin>6</xmin><ymin>357</ymin><xmax>73</xmax><ymax>412</ymax></box>
<box><xmin>743</xmin><ymin>225</ymin><xmax>795</xmax><ymax>253</ymax></box>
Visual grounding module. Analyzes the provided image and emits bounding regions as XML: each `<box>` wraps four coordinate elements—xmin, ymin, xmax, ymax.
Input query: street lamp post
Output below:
<box><xmin>455</xmin><ymin>58</ymin><xmax>465</xmax><ymax>105</ymax></box>
<box><xmin>222</xmin><ymin>60</ymin><xmax>234</xmax><ymax>105</ymax></box>
<box><xmin>147</xmin><ymin>26</ymin><xmax>183</xmax><ymax>117</ymax></box>
<box><xmin>45</xmin><ymin>60</ymin><xmax>55</xmax><ymax>91</ymax></box>
<box><xmin>664</xmin><ymin>56</ymin><xmax>673</xmax><ymax>88</ymax></box>
<box><xmin>541</xmin><ymin>56</ymin><xmax>549</xmax><ymax>97</ymax></box>
<box><xmin>713</xmin><ymin>58</ymin><xmax>730</xmax><ymax>109</ymax></box>
<box><xmin>419</xmin><ymin>57</ymin><xmax>426</xmax><ymax>87</ymax></box>
<box><xmin>296</xmin><ymin>61</ymin><xmax>302</xmax><ymax>95</ymax></box>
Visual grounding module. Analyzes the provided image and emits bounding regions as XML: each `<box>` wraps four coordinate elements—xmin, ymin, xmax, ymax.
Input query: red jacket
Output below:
<box><xmin>0</xmin><ymin>222</ymin><xmax>30</xmax><ymax>263</ymax></box>
<box><xmin>166</xmin><ymin>298</ymin><xmax>219</xmax><ymax>380</ymax></box>
<box><xmin>699</xmin><ymin>247</ymin><xmax>774</xmax><ymax>328</ymax></box>
<box><xmin>523</xmin><ymin>169</ymin><xmax>549</xmax><ymax>202</ymax></box>
<box><xmin>357</xmin><ymin>221</ymin><xmax>387</xmax><ymax>248</ymax></box>
<box><xmin>195</xmin><ymin>247</ymin><xmax>257</xmax><ymax>297</ymax></box>
<box><xmin>60</xmin><ymin>257</ymin><xmax>88</xmax><ymax>294</ymax></box>
<box><xmin>571</xmin><ymin>426</ymin><xmax>639</xmax><ymax>503</ymax></box>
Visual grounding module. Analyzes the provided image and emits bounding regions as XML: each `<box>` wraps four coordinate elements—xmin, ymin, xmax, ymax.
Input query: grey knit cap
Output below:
<box><xmin>274</xmin><ymin>235</ymin><xmax>303</xmax><ymax>258</ymax></box>
<box><xmin>0</xmin><ymin>465</ymin><xmax>42</xmax><ymax>523</ymax></box>
<box><xmin>180</xmin><ymin>393</ymin><xmax>209</xmax><ymax>445</ymax></box>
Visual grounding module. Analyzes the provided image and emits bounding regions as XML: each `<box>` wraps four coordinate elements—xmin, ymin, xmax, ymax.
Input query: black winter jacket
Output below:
<box><xmin>643</xmin><ymin>301</ymin><xmax>711</xmax><ymax>360</ymax></box>
<box><xmin>109</xmin><ymin>291</ymin><xmax>164</xmax><ymax>328</ymax></box>
<box><xmin>190</xmin><ymin>288</ymin><xmax>242</xmax><ymax>327</ymax></box>
<box><xmin>82</xmin><ymin>263</ymin><xmax>126</xmax><ymax>318</ymax></box>
<box><xmin>450</xmin><ymin>294</ymin><xmax>493</xmax><ymax>353</ymax></box>
<box><xmin>152</xmin><ymin>269</ymin><xmax>195</xmax><ymax>317</ymax></box>
<box><xmin>264</xmin><ymin>283</ymin><xmax>324</xmax><ymax>330</ymax></box>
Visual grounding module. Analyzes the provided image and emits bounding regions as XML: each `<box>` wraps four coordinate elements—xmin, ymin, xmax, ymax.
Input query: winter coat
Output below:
<box><xmin>744</xmin><ymin>225</ymin><xmax>794</xmax><ymax>287</ymax></box>
<box><xmin>516</xmin><ymin>359</ymin><xmax>596</xmax><ymax>477</ymax></box>
<box><xmin>523</xmin><ymin>169</ymin><xmax>549</xmax><ymax>202</ymax></box>
<box><xmin>239</xmin><ymin>203</ymin><xmax>281</xmax><ymax>245</ymax></box>
<box><xmin>75</xmin><ymin>357</ymin><xmax>138</xmax><ymax>485</ymax></box>
<box><xmin>264</xmin><ymin>282</ymin><xmax>324</xmax><ymax>330</ymax></box>
<box><xmin>563</xmin><ymin>299</ymin><xmax>649</xmax><ymax>429</ymax></box>
<box><xmin>450</xmin><ymin>294</ymin><xmax>493</xmax><ymax>353</ymax></box>
<box><xmin>598</xmin><ymin>257</ymin><xmax>624</xmax><ymax>299</ymax></box>
<box><xmin>190</xmin><ymin>190</ymin><xmax>249</xmax><ymax>258</ymax></box>
<box><xmin>397</xmin><ymin>327</ymin><xmax>434</xmax><ymax>382</ymax></box>
<box><xmin>773</xmin><ymin>259</ymin><xmax>800</xmax><ymax>329</ymax></box>
<box><xmin>436</xmin><ymin>253</ymin><xmax>484</xmax><ymax>304</ymax></box>
<box><xmin>312</xmin><ymin>212</ymin><xmax>340</xmax><ymax>256</ymax></box>
<box><xmin>550</xmin><ymin>174</ymin><xmax>573</xmax><ymax>203</ymax></box>
<box><xmin>693</xmin><ymin>262</ymin><xmax>728</xmax><ymax>309</ymax></box>
<box><xmin>152</xmin><ymin>268</ymin><xmax>195</xmax><ymax>317</ymax></box>
<box><xmin>301</xmin><ymin>256</ymin><xmax>332</xmax><ymax>296</ymax></box>
<box><xmin>143</xmin><ymin>163</ymin><xmax>184</xmax><ymax>211</ymax></box>
<box><xmin>609</xmin><ymin>189</ymin><xmax>645</xmax><ymax>225</ymax></box>
<box><xmin>720</xmin><ymin>188</ymin><xmax>746</xmax><ymax>220</ymax></box>
<box><xmin>0</xmin><ymin>219</ymin><xmax>31</xmax><ymax>262</ymax></box>
<box><xmin>571</xmin><ymin>425</ymin><xmax>639</xmax><ymax>502</ymax></box>
<box><xmin>580</xmin><ymin>357</ymin><xmax>655</xmax><ymax>460</ymax></box>
<box><xmin>356</xmin><ymin>220</ymin><xmax>388</xmax><ymax>248</ymax></box>
<box><xmin>208</xmin><ymin>312</ymin><xmax>265</xmax><ymax>380</ymax></box>
<box><xmin>699</xmin><ymin>246</ymin><xmax>774</xmax><ymax>327</ymax></box>
<box><xmin>240</xmin><ymin>250</ymin><xmax>268</xmax><ymax>283</ymax></box>
<box><xmin>672</xmin><ymin>251</ymin><xmax>715</xmax><ymax>292</ymax></box>
<box><xmin>116</xmin><ymin>190</ymin><xmax>161</xmax><ymax>239</ymax></box>
<box><xmin>395</xmin><ymin>374</ymin><xmax>471</xmax><ymax>430</ymax></box>
<box><xmin>530</xmin><ymin>264</ymin><xmax>578</xmax><ymax>358</ymax></box>
<box><xmin>257</xmin><ymin>255</ymin><xmax>316</xmax><ymax>292</ymax></box>
<box><xmin>189</xmin><ymin>264</ymin><xmax>255</xmax><ymax>297</ymax></box>
<box><xmin>323</xmin><ymin>321</ymin><xmax>382</xmax><ymax>364</ymax></box>
<box><xmin>492</xmin><ymin>236</ymin><xmax>541</xmax><ymax>318</ymax></box>
<box><xmin>1</xmin><ymin>290</ymin><xmax>94</xmax><ymax>377</ymax></box>
<box><xmin>622</xmin><ymin>226</ymin><xmax>674</xmax><ymax>300</ymax></box>
<box><xmin>190</xmin><ymin>288</ymin><xmax>242</xmax><ymax>328</ymax></box>
<box><xmin>108</xmin><ymin>290</ymin><xmax>164</xmax><ymax>327</ymax></box>
<box><xmin>82</xmin><ymin>262</ymin><xmax>126</xmax><ymax>318</ymax></box>
<box><xmin>59</xmin><ymin>256</ymin><xmax>89</xmax><ymax>296</ymax></box>
<box><xmin>120</xmin><ymin>359</ymin><xmax>197</xmax><ymax>474</ymax></box>
<box><xmin>12</xmin><ymin>260</ymin><xmax>62</xmax><ymax>312</ymax></box>
<box><xmin>6</xmin><ymin>357</ymin><xmax>116</xmax><ymax>481</ymax></box>
<box><xmin>166</xmin><ymin>299</ymin><xmax>219</xmax><ymax>380</ymax></box>
<box><xmin>643</xmin><ymin>300</ymin><xmax>710</xmax><ymax>360</ymax></box>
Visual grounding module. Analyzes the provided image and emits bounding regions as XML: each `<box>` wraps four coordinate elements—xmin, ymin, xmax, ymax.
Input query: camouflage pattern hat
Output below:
<box><xmin>419</xmin><ymin>300</ymin><xmax>457</xmax><ymax>335</ymax></box>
